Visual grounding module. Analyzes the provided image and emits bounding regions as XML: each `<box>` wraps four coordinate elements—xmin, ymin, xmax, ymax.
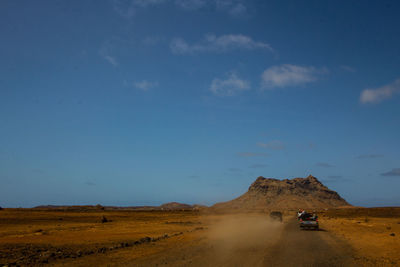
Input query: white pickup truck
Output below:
<box><xmin>299</xmin><ymin>213</ymin><xmax>319</xmax><ymax>230</ymax></box>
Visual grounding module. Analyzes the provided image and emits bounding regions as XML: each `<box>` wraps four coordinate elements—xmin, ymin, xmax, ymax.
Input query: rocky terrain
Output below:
<box><xmin>212</xmin><ymin>175</ymin><xmax>350</xmax><ymax>211</ymax></box>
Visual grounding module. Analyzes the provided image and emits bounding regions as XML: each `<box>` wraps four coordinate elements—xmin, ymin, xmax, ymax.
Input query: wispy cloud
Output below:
<box><xmin>112</xmin><ymin>0</ymin><xmax>167</xmax><ymax>19</ymax></box>
<box><xmin>104</xmin><ymin>55</ymin><xmax>118</xmax><ymax>66</ymax></box>
<box><xmin>229</xmin><ymin>3</ymin><xmax>246</xmax><ymax>16</ymax></box>
<box><xmin>237</xmin><ymin>152</ymin><xmax>269</xmax><ymax>157</ymax></box>
<box><xmin>381</xmin><ymin>168</ymin><xmax>400</xmax><ymax>177</ymax></box>
<box><xmin>112</xmin><ymin>0</ymin><xmax>248</xmax><ymax>18</ymax></box>
<box><xmin>340</xmin><ymin>65</ymin><xmax>356</xmax><ymax>73</ymax></box>
<box><xmin>142</xmin><ymin>35</ymin><xmax>164</xmax><ymax>46</ymax></box>
<box><xmin>257</xmin><ymin>140</ymin><xmax>285</xmax><ymax>150</ymax></box>
<box><xmin>112</xmin><ymin>0</ymin><xmax>137</xmax><ymax>19</ymax></box>
<box><xmin>85</xmin><ymin>181</ymin><xmax>96</xmax><ymax>186</ymax></box>
<box><xmin>356</xmin><ymin>154</ymin><xmax>384</xmax><ymax>159</ymax></box>
<box><xmin>99</xmin><ymin>42</ymin><xmax>118</xmax><ymax>66</ymax></box>
<box><xmin>216</xmin><ymin>0</ymin><xmax>247</xmax><ymax>16</ymax></box>
<box><xmin>210</xmin><ymin>73</ymin><xmax>250</xmax><ymax>96</ymax></box>
<box><xmin>261</xmin><ymin>64</ymin><xmax>327</xmax><ymax>89</ymax></box>
<box><xmin>316</xmin><ymin>162</ymin><xmax>335</xmax><ymax>168</ymax></box>
<box><xmin>249</xmin><ymin>164</ymin><xmax>267</xmax><ymax>168</ymax></box>
<box><xmin>170</xmin><ymin>34</ymin><xmax>272</xmax><ymax>54</ymax></box>
<box><xmin>134</xmin><ymin>80</ymin><xmax>158</xmax><ymax>91</ymax></box>
<box><xmin>175</xmin><ymin>0</ymin><xmax>207</xmax><ymax>9</ymax></box>
<box><xmin>360</xmin><ymin>79</ymin><xmax>400</xmax><ymax>104</ymax></box>
<box><xmin>134</xmin><ymin>0</ymin><xmax>167</xmax><ymax>7</ymax></box>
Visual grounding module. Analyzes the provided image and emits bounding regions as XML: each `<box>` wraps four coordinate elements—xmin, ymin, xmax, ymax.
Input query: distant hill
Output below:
<box><xmin>212</xmin><ymin>175</ymin><xmax>350</xmax><ymax>211</ymax></box>
<box><xmin>159</xmin><ymin>202</ymin><xmax>193</xmax><ymax>210</ymax></box>
<box><xmin>33</xmin><ymin>202</ymin><xmax>203</xmax><ymax>211</ymax></box>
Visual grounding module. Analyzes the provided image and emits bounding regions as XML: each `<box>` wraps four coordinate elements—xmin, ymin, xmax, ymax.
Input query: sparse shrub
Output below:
<box><xmin>0</xmin><ymin>206</ymin><xmax>3</xmax><ymax>210</ymax></box>
<box><xmin>364</xmin><ymin>217</ymin><xmax>369</xmax><ymax>223</ymax></box>
<box><xmin>101</xmin><ymin>216</ymin><xmax>109</xmax><ymax>223</ymax></box>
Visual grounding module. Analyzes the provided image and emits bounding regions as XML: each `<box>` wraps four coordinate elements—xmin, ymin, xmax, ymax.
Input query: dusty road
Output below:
<box><xmin>125</xmin><ymin>216</ymin><xmax>355</xmax><ymax>267</ymax></box>
<box><xmin>261</xmin><ymin>220</ymin><xmax>354</xmax><ymax>266</ymax></box>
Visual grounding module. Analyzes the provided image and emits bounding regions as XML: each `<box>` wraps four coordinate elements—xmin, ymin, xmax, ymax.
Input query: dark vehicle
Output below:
<box><xmin>269</xmin><ymin>211</ymin><xmax>283</xmax><ymax>222</ymax></box>
<box><xmin>299</xmin><ymin>212</ymin><xmax>319</xmax><ymax>230</ymax></box>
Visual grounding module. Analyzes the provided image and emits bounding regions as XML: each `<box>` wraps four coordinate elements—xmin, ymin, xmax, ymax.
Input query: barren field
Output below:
<box><xmin>0</xmin><ymin>208</ymin><xmax>399</xmax><ymax>266</ymax></box>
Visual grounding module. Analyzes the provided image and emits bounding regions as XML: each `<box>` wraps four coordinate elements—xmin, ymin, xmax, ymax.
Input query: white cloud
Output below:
<box><xmin>174</xmin><ymin>0</ymin><xmax>247</xmax><ymax>15</ymax></box>
<box><xmin>340</xmin><ymin>65</ymin><xmax>356</xmax><ymax>73</ymax></box>
<box><xmin>229</xmin><ymin>3</ymin><xmax>246</xmax><ymax>16</ymax></box>
<box><xmin>261</xmin><ymin>64</ymin><xmax>326</xmax><ymax>89</ymax></box>
<box><xmin>142</xmin><ymin>35</ymin><xmax>164</xmax><ymax>46</ymax></box>
<box><xmin>112</xmin><ymin>0</ymin><xmax>136</xmax><ymax>19</ymax></box>
<box><xmin>103</xmin><ymin>55</ymin><xmax>118</xmax><ymax>66</ymax></box>
<box><xmin>134</xmin><ymin>0</ymin><xmax>166</xmax><ymax>7</ymax></box>
<box><xmin>99</xmin><ymin>42</ymin><xmax>118</xmax><ymax>66</ymax></box>
<box><xmin>316</xmin><ymin>162</ymin><xmax>335</xmax><ymax>168</ymax></box>
<box><xmin>170</xmin><ymin>34</ymin><xmax>272</xmax><ymax>54</ymax></box>
<box><xmin>175</xmin><ymin>0</ymin><xmax>207</xmax><ymax>9</ymax></box>
<box><xmin>216</xmin><ymin>0</ymin><xmax>247</xmax><ymax>16</ymax></box>
<box><xmin>360</xmin><ymin>79</ymin><xmax>400</xmax><ymax>104</ymax></box>
<box><xmin>257</xmin><ymin>140</ymin><xmax>285</xmax><ymax>150</ymax></box>
<box><xmin>209</xmin><ymin>73</ymin><xmax>250</xmax><ymax>96</ymax></box>
<box><xmin>112</xmin><ymin>0</ymin><xmax>166</xmax><ymax>19</ymax></box>
<box><xmin>112</xmin><ymin>0</ymin><xmax>248</xmax><ymax>17</ymax></box>
<box><xmin>134</xmin><ymin>80</ymin><xmax>158</xmax><ymax>91</ymax></box>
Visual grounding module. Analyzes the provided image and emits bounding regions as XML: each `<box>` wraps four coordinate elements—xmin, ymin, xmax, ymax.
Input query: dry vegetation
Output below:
<box><xmin>0</xmin><ymin>207</ymin><xmax>399</xmax><ymax>266</ymax></box>
<box><xmin>0</xmin><ymin>209</ymin><xmax>204</xmax><ymax>266</ymax></box>
<box><xmin>320</xmin><ymin>207</ymin><xmax>400</xmax><ymax>266</ymax></box>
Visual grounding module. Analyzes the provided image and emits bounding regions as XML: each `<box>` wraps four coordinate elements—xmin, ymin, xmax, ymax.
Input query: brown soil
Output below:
<box><xmin>320</xmin><ymin>208</ymin><xmax>400</xmax><ymax>266</ymax></box>
<box><xmin>0</xmin><ymin>207</ymin><xmax>399</xmax><ymax>266</ymax></box>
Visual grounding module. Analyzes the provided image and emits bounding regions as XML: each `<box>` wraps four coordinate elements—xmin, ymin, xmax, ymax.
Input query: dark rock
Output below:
<box><xmin>140</xmin><ymin>237</ymin><xmax>151</xmax><ymax>243</ymax></box>
<box><xmin>101</xmin><ymin>216</ymin><xmax>108</xmax><ymax>223</ymax></box>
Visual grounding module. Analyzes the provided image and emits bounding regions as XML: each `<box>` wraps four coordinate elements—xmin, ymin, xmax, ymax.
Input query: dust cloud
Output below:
<box><xmin>204</xmin><ymin>213</ymin><xmax>284</xmax><ymax>265</ymax></box>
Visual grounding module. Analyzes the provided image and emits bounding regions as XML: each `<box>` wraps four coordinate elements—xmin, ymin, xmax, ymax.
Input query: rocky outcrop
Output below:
<box><xmin>212</xmin><ymin>175</ymin><xmax>350</xmax><ymax>211</ymax></box>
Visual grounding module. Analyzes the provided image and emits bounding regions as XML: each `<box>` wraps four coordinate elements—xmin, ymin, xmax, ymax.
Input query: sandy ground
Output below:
<box><xmin>0</xmin><ymin>208</ymin><xmax>399</xmax><ymax>266</ymax></box>
<box><xmin>321</xmin><ymin>215</ymin><xmax>400</xmax><ymax>266</ymax></box>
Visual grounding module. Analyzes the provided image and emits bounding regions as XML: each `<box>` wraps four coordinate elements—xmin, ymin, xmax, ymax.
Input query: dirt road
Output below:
<box><xmin>262</xmin><ymin>220</ymin><xmax>354</xmax><ymax>266</ymax></box>
<box><xmin>125</xmin><ymin>216</ymin><xmax>355</xmax><ymax>267</ymax></box>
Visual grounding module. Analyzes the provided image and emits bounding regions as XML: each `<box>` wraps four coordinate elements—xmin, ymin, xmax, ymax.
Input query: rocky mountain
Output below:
<box><xmin>212</xmin><ymin>175</ymin><xmax>350</xmax><ymax>211</ymax></box>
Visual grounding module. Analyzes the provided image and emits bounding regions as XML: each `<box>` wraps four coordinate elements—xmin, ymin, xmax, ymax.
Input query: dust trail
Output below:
<box><xmin>204</xmin><ymin>213</ymin><xmax>284</xmax><ymax>266</ymax></box>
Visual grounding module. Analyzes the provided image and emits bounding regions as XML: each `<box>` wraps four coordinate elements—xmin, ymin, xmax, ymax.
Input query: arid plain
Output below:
<box><xmin>0</xmin><ymin>207</ymin><xmax>399</xmax><ymax>266</ymax></box>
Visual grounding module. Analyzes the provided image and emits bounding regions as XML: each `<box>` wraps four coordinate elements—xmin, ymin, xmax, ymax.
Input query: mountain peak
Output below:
<box><xmin>213</xmin><ymin>175</ymin><xmax>350</xmax><ymax>211</ymax></box>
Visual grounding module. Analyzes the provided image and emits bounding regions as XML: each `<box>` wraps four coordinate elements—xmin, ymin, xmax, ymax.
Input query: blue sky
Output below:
<box><xmin>1</xmin><ymin>0</ymin><xmax>400</xmax><ymax>207</ymax></box>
